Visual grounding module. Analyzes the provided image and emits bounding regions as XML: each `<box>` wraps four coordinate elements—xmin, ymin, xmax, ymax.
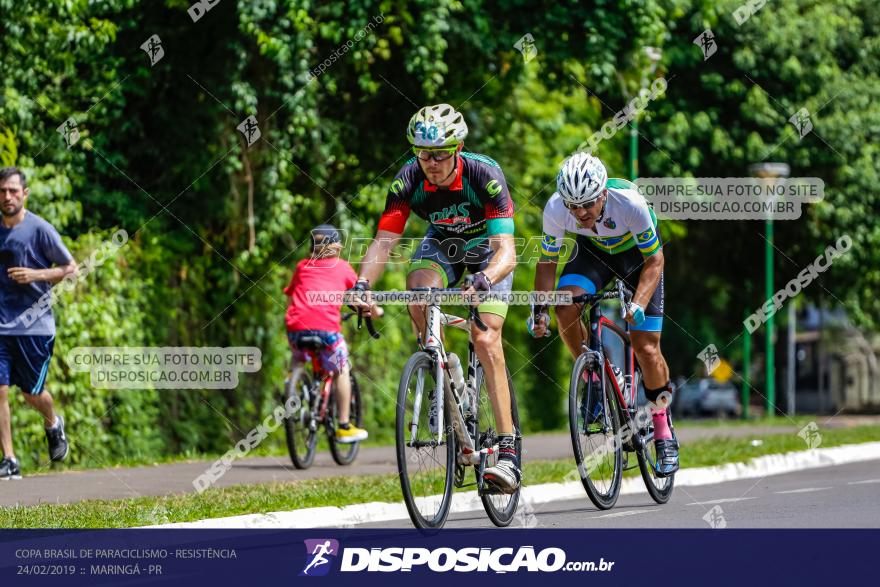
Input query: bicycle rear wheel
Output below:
<box><xmin>474</xmin><ymin>365</ymin><xmax>521</xmax><ymax>527</ymax></box>
<box><xmin>283</xmin><ymin>366</ymin><xmax>318</xmax><ymax>469</ymax></box>
<box><xmin>633</xmin><ymin>370</ymin><xmax>675</xmax><ymax>504</ymax></box>
<box><xmin>569</xmin><ymin>353</ymin><xmax>623</xmax><ymax>510</ymax></box>
<box><xmin>396</xmin><ymin>351</ymin><xmax>455</xmax><ymax>529</ymax></box>
<box><xmin>328</xmin><ymin>370</ymin><xmax>362</xmax><ymax>466</ymax></box>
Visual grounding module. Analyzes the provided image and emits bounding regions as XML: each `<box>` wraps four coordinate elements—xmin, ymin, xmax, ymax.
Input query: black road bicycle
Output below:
<box><xmin>568</xmin><ymin>280</ymin><xmax>675</xmax><ymax>509</ymax></box>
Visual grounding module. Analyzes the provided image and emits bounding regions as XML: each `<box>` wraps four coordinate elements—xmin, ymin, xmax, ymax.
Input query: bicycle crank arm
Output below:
<box><xmin>457</xmin><ymin>444</ymin><xmax>499</xmax><ymax>466</ymax></box>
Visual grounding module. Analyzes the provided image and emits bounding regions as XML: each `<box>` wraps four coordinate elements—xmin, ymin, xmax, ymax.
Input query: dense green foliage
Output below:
<box><xmin>0</xmin><ymin>0</ymin><xmax>876</xmax><ymax>468</ymax></box>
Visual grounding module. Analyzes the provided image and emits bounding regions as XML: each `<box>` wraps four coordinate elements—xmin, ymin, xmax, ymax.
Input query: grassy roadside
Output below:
<box><xmin>2</xmin><ymin>425</ymin><xmax>878</xmax><ymax>529</ymax></box>
<box><xmin>38</xmin><ymin>415</ymin><xmax>822</xmax><ymax>475</ymax></box>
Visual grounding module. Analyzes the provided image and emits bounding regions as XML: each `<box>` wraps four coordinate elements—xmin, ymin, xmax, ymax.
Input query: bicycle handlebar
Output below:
<box><xmin>361</xmin><ymin>312</ymin><xmax>380</xmax><ymax>338</ymax></box>
<box><xmin>570</xmin><ymin>280</ymin><xmax>634</xmax><ymax>320</ymax></box>
<box><xmin>461</xmin><ymin>275</ymin><xmax>489</xmax><ymax>332</ymax></box>
<box><xmin>345</xmin><ymin>306</ymin><xmax>381</xmax><ymax>339</ymax></box>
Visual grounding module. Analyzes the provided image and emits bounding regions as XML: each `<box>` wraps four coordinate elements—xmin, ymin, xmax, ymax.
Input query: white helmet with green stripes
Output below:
<box><xmin>406</xmin><ymin>104</ymin><xmax>469</xmax><ymax>148</ymax></box>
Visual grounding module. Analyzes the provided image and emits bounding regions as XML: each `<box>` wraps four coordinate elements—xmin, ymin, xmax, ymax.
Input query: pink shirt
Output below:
<box><xmin>284</xmin><ymin>257</ymin><xmax>358</xmax><ymax>332</ymax></box>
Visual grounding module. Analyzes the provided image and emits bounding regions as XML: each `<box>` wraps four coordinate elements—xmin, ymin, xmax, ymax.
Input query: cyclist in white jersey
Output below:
<box><xmin>528</xmin><ymin>152</ymin><xmax>678</xmax><ymax>477</ymax></box>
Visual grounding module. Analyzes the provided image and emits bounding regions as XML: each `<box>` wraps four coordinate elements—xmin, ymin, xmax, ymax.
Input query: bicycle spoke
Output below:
<box><xmin>475</xmin><ymin>365</ymin><xmax>520</xmax><ymax>526</ymax></box>
<box><xmin>569</xmin><ymin>356</ymin><xmax>622</xmax><ymax>509</ymax></box>
<box><xmin>398</xmin><ymin>356</ymin><xmax>451</xmax><ymax>526</ymax></box>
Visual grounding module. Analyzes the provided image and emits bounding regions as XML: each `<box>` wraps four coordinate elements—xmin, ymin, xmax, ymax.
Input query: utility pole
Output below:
<box><xmin>748</xmin><ymin>162</ymin><xmax>790</xmax><ymax>418</ymax></box>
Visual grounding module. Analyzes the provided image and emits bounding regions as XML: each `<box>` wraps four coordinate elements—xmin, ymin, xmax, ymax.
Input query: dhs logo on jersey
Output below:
<box><xmin>429</xmin><ymin>203</ymin><xmax>472</xmax><ymax>231</ymax></box>
<box><xmin>300</xmin><ymin>538</ymin><xmax>340</xmax><ymax>576</ymax></box>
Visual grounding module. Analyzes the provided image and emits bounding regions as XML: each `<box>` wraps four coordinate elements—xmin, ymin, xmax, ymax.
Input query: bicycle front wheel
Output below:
<box><xmin>568</xmin><ymin>354</ymin><xmax>623</xmax><ymax>510</ymax></box>
<box><xmin>474</xmin><ymin>365</ymin><xmax>521</xmax><ymax>527</ymax></box>
<box><xmin>283</xmin><ymin>367</ymin><xmax>318</xmax><ymax>469</ymax></box>
<box><xmin>328</xmin><ymin>370</ymin><xmax>362</xmax><ymax>466</ymax></box>
<box><xmin>396</xmin><ymin>351</ymin><xmax>455</xmax><ymax>529</ymax></box>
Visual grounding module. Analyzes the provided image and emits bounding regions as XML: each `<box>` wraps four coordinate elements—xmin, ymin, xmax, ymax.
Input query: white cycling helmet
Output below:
<box><xmin>406</xmin><ymin>104</ymin><xmax>469</xmax><ymax>148</ymax></box>
<box><xmin>556</xmin><ymin>153</ymin><xmax>608</xmax><ymax>205</ymax></box>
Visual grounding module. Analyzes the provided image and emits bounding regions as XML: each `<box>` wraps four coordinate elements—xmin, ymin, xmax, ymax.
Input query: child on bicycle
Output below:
<box><xmin>284</xmin><ymin>224</ymin><xmax>367</xmax><ymax>443</ymax></box>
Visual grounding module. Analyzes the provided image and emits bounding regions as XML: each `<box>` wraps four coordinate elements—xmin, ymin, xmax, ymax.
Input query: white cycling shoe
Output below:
<box><xmin>483</xmin><ymin>458</ymin><xmax>521</xmax><ymax>494</ymax></box>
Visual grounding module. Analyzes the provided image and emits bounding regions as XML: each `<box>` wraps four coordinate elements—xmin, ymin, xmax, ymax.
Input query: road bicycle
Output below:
<box><xmin>282</xmin><ymin>312</ymin><xmax>379</xmax><ymax>469</ymax></box>
<box><xmin>567</xmin><ymin>280</ymin><xmax>675</xmax><ymax>509</ymax></box>
<box><xmin>373</xmin><ymin>278</ymin><xmax>522</xmax><ymax>529</ymax></box>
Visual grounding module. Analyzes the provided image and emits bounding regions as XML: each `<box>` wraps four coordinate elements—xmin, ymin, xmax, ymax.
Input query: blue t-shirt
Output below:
<box><xmin>0</xmin><ymin>212</ymin><xmax>73</xmax><ymax>335</ymax></box>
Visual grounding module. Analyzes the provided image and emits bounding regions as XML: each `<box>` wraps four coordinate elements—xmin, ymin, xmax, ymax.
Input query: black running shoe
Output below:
<box><xmin>46</xmin><ymin>415</ymin><xmax>69</xmax><ymax>462</ymax></box>
<box><xmin>0</xmin><ymin>457</ymin><xmax>21</xmax><ymax>480</ymax></box>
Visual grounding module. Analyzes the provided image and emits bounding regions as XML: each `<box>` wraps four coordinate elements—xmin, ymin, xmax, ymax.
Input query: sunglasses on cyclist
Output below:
<box><xmin>564</xmin><ymin>197</ymin><xmax>602</xmax><ymax>211</ymax></box>
<box><xmin>413</xmin><ymin>147</ymin><xmax>457</xmax><ymax>162</ymax></box>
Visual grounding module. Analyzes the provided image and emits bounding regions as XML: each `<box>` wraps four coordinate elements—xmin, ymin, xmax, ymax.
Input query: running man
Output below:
<box><xmin>354</xmin><ymin>104</ymin><xmax>521</xmax><ymax>492</ymax></box>
<box><xmin>528</xmin><ymin>153</ymin><xmax>678</xmax><ymax>477</ymax></box>
<box><xmin>302</xmin><ymin>540</ymin><xmax>334</xmax><ymax>575</ymax></box>
<box><xmin>0</xmin><ymin>167</ymin><xmax>76</xmax><ymax>480</ymax></box>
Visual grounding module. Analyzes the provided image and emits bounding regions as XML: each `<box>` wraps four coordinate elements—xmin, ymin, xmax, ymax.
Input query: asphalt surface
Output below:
<box><xmin>359</xmin><ymin>458</ymin><xmax>880</xmax><ymax>529</ymax></box>
<box><xmin>1</xmin><ymin>417</ymin><xmax>877</xmax><ymax>507</ymax></box>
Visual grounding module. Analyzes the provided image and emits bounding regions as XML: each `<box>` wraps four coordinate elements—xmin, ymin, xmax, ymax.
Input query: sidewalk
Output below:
<box><xmin>2</xmin><ymin>417</ymin><xmax>877</xmax><ymax>507</ymax></box>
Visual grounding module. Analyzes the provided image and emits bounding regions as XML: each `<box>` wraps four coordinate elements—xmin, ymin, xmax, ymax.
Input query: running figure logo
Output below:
<box><xmin>56</xmin><ymin>117</ymin><xmax>80</xmax><ymax>149</ymax></box>
<box><xmin>789</xmin><ymin>108</ymin><xmax>813</xmax><ymax>138</ymax></box>
<box><xmin>140</xmin><ymin>34</ymin><xmax>165</xmax><ymax>66</ymax></box>
<box><xmin>300</xmin><ymin>538</ymin><xmax>340</xmax><ymax>576</ymax></box>
<box><xmin>693</xmin><ymin>29</ymin><xmax>717</xmax><ymax>60</ymax></box>
<box><xmin>513</xmin><ymin>33</ymin><xmax>537</xmax><ymax>63</ymax></box>
<box><xmin>237</xmin><ymin>115</ymin><xmax>261</xmax><ymax>147</ymax></box>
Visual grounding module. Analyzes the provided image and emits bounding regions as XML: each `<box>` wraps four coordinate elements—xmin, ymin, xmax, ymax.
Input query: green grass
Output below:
<box><xmin>35</xmin><ymin>415</ymin><xmax>847</xmax><ymax>474</ymax></box>
<box><xmin>2</xmin><ymin>425</ymin><xmax>878</xmax><ymax>529</ymax></box>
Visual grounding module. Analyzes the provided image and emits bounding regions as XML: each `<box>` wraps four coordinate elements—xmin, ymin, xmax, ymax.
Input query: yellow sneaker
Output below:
<box><xmin>336</xmin><ymin>424</ymin><xmax>368</xmax><ymax>444</ymax></box>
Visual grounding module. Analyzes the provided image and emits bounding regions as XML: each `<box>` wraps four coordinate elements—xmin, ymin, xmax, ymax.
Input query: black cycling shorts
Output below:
<box><xmin>558</xmin><ymin>236</ymin><xmax>663</xmax><ymax>332</ymax></box>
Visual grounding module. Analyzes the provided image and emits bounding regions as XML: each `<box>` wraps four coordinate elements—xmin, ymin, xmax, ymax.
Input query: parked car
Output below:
<box><xmin>672</xmin><ymin>379</ymin><xmax>741</xmax><ymax>418</ymax></box>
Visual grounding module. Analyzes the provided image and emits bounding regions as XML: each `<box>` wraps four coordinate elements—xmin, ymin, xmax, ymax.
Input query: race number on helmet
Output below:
<box><xmin>406</xmin><ymin>104</ymin><xmax>469</xmax><ymax>148</ymax></box>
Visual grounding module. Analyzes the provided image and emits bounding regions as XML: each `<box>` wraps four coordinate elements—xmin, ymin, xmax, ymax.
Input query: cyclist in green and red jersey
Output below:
<box><xmin>354</xmin><ymin>104</ymin><xmax>521</xmax><ymax>492</ymax></box>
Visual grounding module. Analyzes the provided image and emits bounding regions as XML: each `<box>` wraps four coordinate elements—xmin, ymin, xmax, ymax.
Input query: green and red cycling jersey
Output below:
<box><xmin>378</xmin><ymin>152</ymin><xmax>515</xmax><ymax>242</ymax></box>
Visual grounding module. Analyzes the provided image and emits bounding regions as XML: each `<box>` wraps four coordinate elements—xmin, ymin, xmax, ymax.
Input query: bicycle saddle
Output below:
<box><xmin>295</xmin><ymin>336</ymin><xmax>326</xmax><ymax>349</ymax></box>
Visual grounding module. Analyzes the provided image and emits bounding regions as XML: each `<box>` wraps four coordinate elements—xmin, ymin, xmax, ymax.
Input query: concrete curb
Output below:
<box><xmin>151</xmin><ymin>441</ymin><xmax>880</xmax><ymax>529</ymax></box>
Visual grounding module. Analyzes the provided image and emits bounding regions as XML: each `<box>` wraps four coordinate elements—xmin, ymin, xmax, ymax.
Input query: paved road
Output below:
<box><xmin>1</xmin><ymin>417</ymin><xmax>877</xmax><ymax>507</ymax></box>
<box><xmin>358</xmin><ymin>459</ymin><xmax>880</xmax><ymax>528</ymax></box>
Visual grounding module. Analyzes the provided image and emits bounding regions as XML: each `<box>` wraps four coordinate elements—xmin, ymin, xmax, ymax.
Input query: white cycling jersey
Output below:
<box><xmin>540</xmin><ymin>178</ymin><xmax>661</xmax><ymax>258</ymax></box>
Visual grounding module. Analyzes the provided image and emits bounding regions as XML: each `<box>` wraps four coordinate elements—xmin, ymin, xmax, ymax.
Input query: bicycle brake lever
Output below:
<box><xmin>365</xmin><ymin>316</ymin><xmax>380</xmax><ymax>339</ymax></box>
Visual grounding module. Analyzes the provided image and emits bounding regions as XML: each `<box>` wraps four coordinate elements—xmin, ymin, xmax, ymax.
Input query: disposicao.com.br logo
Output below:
<box><xmin>300</xmin><ymin>540</ymin><xmax>614</xmax><ymax>575</ymax></box>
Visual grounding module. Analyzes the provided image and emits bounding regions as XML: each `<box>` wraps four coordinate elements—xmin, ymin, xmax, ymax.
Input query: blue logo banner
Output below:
<box><xmin>0</xmin><ymin>529</ymin><xmax>874</xmax><ymax>586</ymax></box>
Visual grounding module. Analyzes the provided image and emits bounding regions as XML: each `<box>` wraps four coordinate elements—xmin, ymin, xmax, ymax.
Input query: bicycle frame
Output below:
<box><xmin>577</xmin><ymin>282</ymin><xmax>653</xmax><ymax>449</ymax></box>
<box><xmin>585</xmin><ymin>308</ymin><xmax>638</xmax><ymax>413</ymax></box>
<box><xmin>292</xmin><ymin>351</ymin><xmax>335</xmax><ymax>425</ymax></box>
<box><xmin>415</xmin><ymin>301</ymin><xmax>480</xmax><ymax>453</ymax></box>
